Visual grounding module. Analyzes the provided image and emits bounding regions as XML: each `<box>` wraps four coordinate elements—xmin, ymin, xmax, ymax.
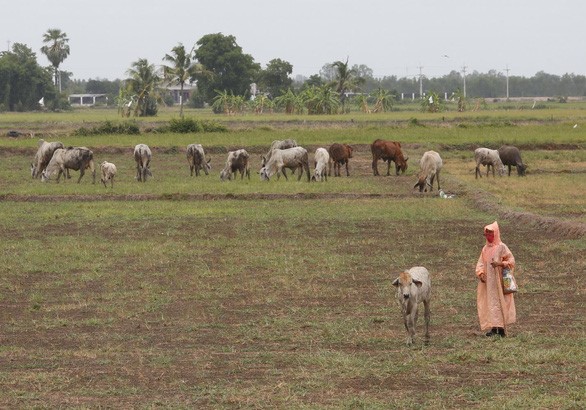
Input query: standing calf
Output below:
<box><xmin>100</xmin><ymin>161</ymin><xmax>117</xmax><ymax>188</ymax></box>
<box><xmin>392</xmin><ymin>266</ymin><xmax>431</xmax><ymax>346</ymax></box>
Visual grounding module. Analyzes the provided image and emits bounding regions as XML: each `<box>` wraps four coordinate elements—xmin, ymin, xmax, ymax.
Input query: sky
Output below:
<box><xmin>2</xmin><ymin>0</ymin><xmax>585</xmax><ymax>81</ymax></box>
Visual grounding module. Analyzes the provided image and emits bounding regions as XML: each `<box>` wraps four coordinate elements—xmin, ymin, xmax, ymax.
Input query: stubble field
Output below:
<box><xmin>0</xmin><ymin>107</ymin><xmax>584</xmax><ymax>408</ymax></box>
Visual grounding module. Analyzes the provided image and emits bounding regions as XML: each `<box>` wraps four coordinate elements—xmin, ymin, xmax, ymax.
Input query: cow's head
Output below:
<box><xmin>220</xmin><ymin>169</ymin><xmax>231</xmax><ymax>181</ymax></box>
<box><xmin>40</xmin><ymin>169</ymin><xmax>50</xmax><ymax>182</ymax></box>
<box><xmin>517</xmin><ymin>163</ymin><xmax>527</xmax><ymax>176</ymax></box>
<box><xmin>259</xmin><ymin>167</ymin><xmax>270</xmax><ymax>181</ymax></box>
<box><xmin>392</xmin><ymin>271</ymin><xmax>423</xmax><ymax>307</ymax></box>
<box><xmin>203</xmin><ymin>157</ymin><xmax>211</xmax><ymax>175</ymax></box>
<box><xmin>413</xmin><ymin>175</ymin><xmax>431</xmax><ymax>192</ymax></box>
<box><xmin>346</xmin><ymin>145</ymin><xmax>354</xmax><ymax>158</ymax></box>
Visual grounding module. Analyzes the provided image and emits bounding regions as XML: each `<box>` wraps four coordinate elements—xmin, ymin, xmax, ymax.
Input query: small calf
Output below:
<box><xmin>392</xmin><ymin>266</ymin><xmax>431</xmax><ymax>346</ymax></box>
<box><xmin>100</xmin><ymin>161</ymin><xmax>117</xmax><ymax>188</ymax></box>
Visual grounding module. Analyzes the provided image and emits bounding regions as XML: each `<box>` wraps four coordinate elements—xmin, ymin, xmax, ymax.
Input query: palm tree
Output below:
<box><xmin>331</xmin><ymin>58</ymin><xmax>363</xmax><ymax>110</ymax></box>
<box><xmin>125</xmin><ymin>59</ymin><xmax>160</xmax><ymax>117</ymax></box>
<box><xmin>40</xmin><ymin>28</ymin><xmax>70</xmax><ymax>93</ymax></box>
<box><xmin>162</xmin><ymin>43</ymin><xmax>201</xmax><ymax>118</ymax></box>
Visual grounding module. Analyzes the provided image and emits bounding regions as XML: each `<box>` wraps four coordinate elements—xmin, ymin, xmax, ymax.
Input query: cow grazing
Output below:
<box><xmin>30</xmin><ymin>139</ymin><xmax>64</xmax><ymax>179</ymax></box>
<box><xmin>328</xmin><ymin>143</ymin><xmax>354</xmax><ymax>177</ymax></box>
<box><xmin>41</xmin><ymin>147</ymin><xmax>96</xmax><ymax>184</ymax></box>
<box><xmin>134</xmin><ymin>144</ymin><xmax>152</xmax><ymax>182</ymax></box>
<box><xmin>220</xmin><ymin>149</ymin><xmax>250</xmax><ymax>181</ymax></box>
<box><xmin>261</xmin><ymin>139</ymin><xmax>298</xmax><ymax>168</ymax></box>
<box><xmin>413</xmin><ymin>150</ymin><xmax>443</xmax><ymax>192</ymax></box>
<box><xmin>186</xmin><ymin>143</ymin><xmax>211</xmax><ymax>176</ymax></box>
<box><xmin>498</xmin><ymin>145</ymin><xmax>527</xmax><ymax>176</ymax></box>
<box><xmin>371</xmin><ymin>139</ymin><xmax>409</xmax><ymax>176</ymax></box>
<box><xmin>260</xmin><ymin>146</ymin><xmax>310</xmax><ymax>182</ymax></box>
<box><xmin>474</xmin><ymin>147</ymin><xmax>506</xmax><ymax>179</ymax></box>
<box><xmin>312</xmin><ymin>147</ymin><xmax>330</xmax><ymax>182</ymax></box>
<box><xmin>100</xmin><ymin>161</ymin><xmax>117</xmax><ymax>188</ymax></box>
<box><xmin>392</xmin><ymin>266</ymin><xmax>431</xmax><ymax>346</ymax></box>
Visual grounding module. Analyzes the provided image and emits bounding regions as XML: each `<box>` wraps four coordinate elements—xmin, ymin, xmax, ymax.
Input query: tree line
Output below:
<box><xmin>1</xmin><ymin>30</ymin><xmax>586</xmax><ymax>114</ymax></box>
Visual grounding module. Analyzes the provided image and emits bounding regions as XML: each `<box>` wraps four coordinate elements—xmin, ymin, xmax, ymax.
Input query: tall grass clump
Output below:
<box><xmin>159</xmin><ymin>118</ymin><xmax>228</xmax><ymax>134</ymax></box>
<box><xmin>73</xmin><ymin>120</ymin><xmax>140</xmax><ymax>136</ymax></box>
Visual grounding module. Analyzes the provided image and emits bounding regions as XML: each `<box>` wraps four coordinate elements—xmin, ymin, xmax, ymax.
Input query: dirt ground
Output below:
<box><xmin>0</xmin><ymin>144</ymin><xmax>584</xmax><ymax>408</ymax></box>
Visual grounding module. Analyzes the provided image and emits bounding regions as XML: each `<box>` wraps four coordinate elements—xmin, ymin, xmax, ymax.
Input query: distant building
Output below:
<box><xmin>163</xmin><ymin>83</ymin><xmax>197</xmax><ymax>105</ymax></box>
<box><xmin>68</xmin><ymin>94</ymin><xmax>107</xmax><ymax>106</ymax></box>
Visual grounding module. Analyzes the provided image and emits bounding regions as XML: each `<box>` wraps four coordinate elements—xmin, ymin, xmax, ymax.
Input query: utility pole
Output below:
<box><xmin>461</xmin><ymin>65</ymin><xmax>467</xmax><ymax>98</ymax></box>
<box><xmin>504</xmin><ymin>65</ymin><xmax>510</xmax><ymax>100</ymax></box>
<box><xmin>418</xmin><ymin>65</ymin><xmax>424</xmax><ymax>98</ymax></box>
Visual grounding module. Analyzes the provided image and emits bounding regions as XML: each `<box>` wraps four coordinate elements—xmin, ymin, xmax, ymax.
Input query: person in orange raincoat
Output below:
<box><xmin>475</xmin><ymin>221</ymin><xmax>516</xmax><ymax>337</ymax></box>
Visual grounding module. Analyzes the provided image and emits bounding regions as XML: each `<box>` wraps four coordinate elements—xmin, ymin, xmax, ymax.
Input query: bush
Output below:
<box><xmin>157</xmin><ymin>118</ymin><xmax>228</xmax><ymax>133</ymax></box>
<box><xmin>73</xmin><ymin>120</ymin><xmax>140</xmax><ymax>136</ymax></box>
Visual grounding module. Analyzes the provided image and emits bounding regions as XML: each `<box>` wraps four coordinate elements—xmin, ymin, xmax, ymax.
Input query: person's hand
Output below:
<box><xmin>491</xmin><ymin>260</ymin><xmax>502</xmax><ymax>268</ymax></box>
<box><xmin>479</xmin><ymin>272</ymin><xmax>486</xmax><ymax>283</ymax></box>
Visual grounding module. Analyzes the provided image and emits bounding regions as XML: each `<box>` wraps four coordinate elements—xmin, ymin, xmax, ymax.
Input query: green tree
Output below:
<box><xmin>40</xmin><ymin>28</ymin><xmax>70</xmax><ymax>93</ymax></box>
<box><xmin>124</xmin><ymin>58</ymin><xmax>160</xmax><ymax>117</ymax></box>
<box><xmin>331</xmin><ymin>58</ymin><xmax>363</xmax><ymax>110</ymax></box>
<box><xmin>162</xmin><ymin>43</ymin><xmax>202</xmax><ymax>118</ymax></box>
<box><xmin>0</xmin><ymin>43</ymin><xmax>55</xmax><ymax>111</ymax></box>
<box><xmin>194</xmin><ymin>33</ymin><xmax>260</xmax><ymax>103</ymax></box>
<box><xmin>259</xmin><ymin>58</ymin><xmax>293</xmax><ymax>98</ymax></box>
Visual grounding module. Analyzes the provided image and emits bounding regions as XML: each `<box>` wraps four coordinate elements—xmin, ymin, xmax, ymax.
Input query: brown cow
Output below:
<box><xmin>328</xmin><ymin>143</ymin><xmax>353</xmax><ymax>177</ymax></box>
<box><xmin>371</xmin><ymin>139</ymin><xmax>408</xmax><ymax>176</ymax></box>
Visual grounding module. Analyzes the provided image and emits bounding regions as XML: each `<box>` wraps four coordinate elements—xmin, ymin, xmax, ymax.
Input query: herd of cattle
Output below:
<box><xmin>29</xmin><ymin>138</ymin><xmax>527</xmax><ymax>191</ymax></box>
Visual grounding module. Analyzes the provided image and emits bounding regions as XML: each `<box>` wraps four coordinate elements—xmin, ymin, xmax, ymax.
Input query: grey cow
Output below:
<box><xmin>41</xmin><ymin>147</ymin><xmax>96</xmax><ymax>184</ymax></box>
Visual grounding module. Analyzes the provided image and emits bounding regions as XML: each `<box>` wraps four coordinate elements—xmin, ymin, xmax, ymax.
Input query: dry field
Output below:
<box><xmin>0</xmin><ymin>114</ymin><xmax>585</xmax><ymax>408</ymax></box>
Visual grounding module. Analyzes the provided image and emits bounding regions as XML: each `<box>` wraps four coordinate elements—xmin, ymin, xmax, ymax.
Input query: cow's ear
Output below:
<box><xmin>392</xmin><ymin>278</ymin><xmax>400</xmax><ymax>287</ymax></box>
<box><xmin>404</xmin><ymin>156</ymin><xmax>409</xmax><ymax>162</ymax></box>
<box><xmin>207</xmin><ymin>157</ymin><xmax>211</xmax><ymax>163</ymax></box>
<box><xmin>413</xmin><ymin>280</ymin><xmax>423</xmax><ymax>288</ymax></box>
<box><xmin>413</xmin><ymin>182</ymin><xmax>420</xmax><ymax>189</ymax></box>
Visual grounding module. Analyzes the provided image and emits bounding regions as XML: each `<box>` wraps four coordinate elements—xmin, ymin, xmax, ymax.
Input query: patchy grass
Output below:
<box><xmin>0</xmin><ymin>107</ymin><xmax>584</xmax><ymax>408</ymax></box>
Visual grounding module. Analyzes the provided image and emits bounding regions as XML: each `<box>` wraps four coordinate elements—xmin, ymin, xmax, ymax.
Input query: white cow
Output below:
<box><xmin>261</xmin><ymin>139</ymin><xmax>298</xmax><ymax>168</ymax></box>
<box><xmin>259</xmin><ymin>147</ymin><xmax>310</xmax><ymax>182</ymax></box>
<box><xmin>30</xmin><ymin>139</ymin><xmax>64</xmax><ymax>179</ymax></box>
<box><xmin>413</xmin><ymin>150</ymin><xmax>443</xmax><ymax>192</ymax></box>
<box><xmin>100</xmin><ymin>161</ymin><xmax>117</xmax><ymax>188</ymax></box>
<box><xmin>186</xmin><ymin>143</ymin><xmax>211</xmax><ymax>176</ymax></box>
<box><xmin>392</xmin><ymin>266</ymin><xmax>431</xmax><ymax>346</ymax></box>
<box><xmin>312</xmin><ymin>147</ymin><xmax>330</xmax><ymax>182</ymax></box>
<box><xmin>220</xmin><ymin>149</ymin><xmax>250</xmax><ymax>181</ymax></box>
<box><xmin>474</xmin><ymin>147</ymin><xmax>506</xmax><ymax>179</ymax></box>
<box><xmin>134</xmin><ymin>144</ymin><xmax>152</xmax><ymax>182</ymax></box>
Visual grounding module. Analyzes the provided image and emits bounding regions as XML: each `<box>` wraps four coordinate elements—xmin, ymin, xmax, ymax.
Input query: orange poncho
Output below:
<box><xmin>475</xmin><ymin>221</ymin><xmax>516</xmax><ymax>331</ymax></box>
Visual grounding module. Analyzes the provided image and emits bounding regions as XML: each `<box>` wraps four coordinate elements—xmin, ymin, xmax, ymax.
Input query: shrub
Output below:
<box><xmin>158</xmin><ymin>118</ymin><xmax>228</xmax><ymax>133</ymax></box>
<box><xmin>72</xmin><ymin>120</ymin><xmax>140</xmax><ymax>136</ymax></box>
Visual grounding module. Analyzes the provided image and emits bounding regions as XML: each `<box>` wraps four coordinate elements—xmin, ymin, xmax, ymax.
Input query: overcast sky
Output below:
<box><xmin>2</xmin><ymin>0</ymin><xmax>584</xmax><ymax>81</ymax></box>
